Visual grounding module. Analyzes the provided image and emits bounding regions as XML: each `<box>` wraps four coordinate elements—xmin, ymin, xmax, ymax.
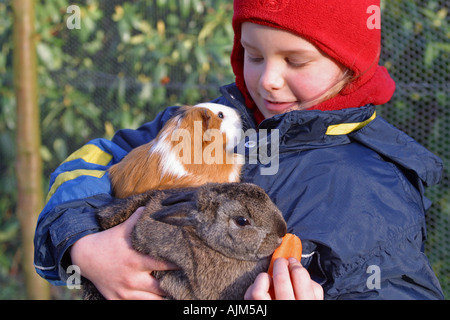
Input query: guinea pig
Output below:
<box><xmin>83</xmin><ymin>182</ymin><xmax>287</xmax><ymax>300</ymax></box>
<box><xmin>109</xmin><ymin>103</ymin><xmax>244</xmax><ymax>198</ymax></box>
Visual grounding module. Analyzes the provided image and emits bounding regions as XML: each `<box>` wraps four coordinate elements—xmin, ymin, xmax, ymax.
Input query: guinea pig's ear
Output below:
<box><xmin>198</xmin><ymin>108</ymin><xmax>211</xmax><ymax>132</ymax></box>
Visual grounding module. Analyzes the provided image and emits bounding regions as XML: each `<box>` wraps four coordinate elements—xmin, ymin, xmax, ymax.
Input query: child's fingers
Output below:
<box><xmin>272</xmin><ymin>258</ymin><xmax>296</xmax><ymax>299</ymax></box>
<box><xmin>312</xmin><ymin>281</ymin><xmax>324</xmax><ymax>300</ymax></box>
<box><xmin>141</xmin><ymin>255</ymin><xmax>178</xmax><ymax>272</ymax></box>
<box><xmin>103</xmin><ymin>273</ymin><xmax>166</xmax><ymax>300</ymax></box>
<box><xmin>288</xmin><ymin>258</ymin><xmax>323</xmax><ymax>300</ymax></box>
<box><xmin>124</xmin><ymin>271</ymin><xmax>167</xmax><ymax>299</ymax></box>
<box><xmin>244</xmin><ymin>272</ymin><xmax>273</xmax><ymax>300</ymax></box>
<box><xmin>123</xmin><ymin>207</ymin><xmax>179</xmax><ymax>272</ymax></box>
<box><xmin>122</xmin><ymin>207</ymin><xmax>145</xmax><ymax>233</ymax></box>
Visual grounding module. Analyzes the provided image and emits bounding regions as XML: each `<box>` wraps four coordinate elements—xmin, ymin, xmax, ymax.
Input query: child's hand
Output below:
<box><xmin>244</xmin><ymin>258</ymin><xmax>323</xmax><ymax>300</ymax></box>
<box><xmin>71</xmin><ymin>207</ymin><xmax>178</xmax><ymax>299</ymax></box>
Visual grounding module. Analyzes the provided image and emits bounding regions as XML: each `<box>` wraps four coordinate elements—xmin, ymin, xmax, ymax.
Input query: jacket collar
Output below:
<box><xmin>220</xmin><ymin>83</ymin><xmax>442</xmax><ymax>188</ymax></box>
<box><xmin>220</xmin><ymin>83</ymin><xmax>377</xmax><ymax>142</ymax></box>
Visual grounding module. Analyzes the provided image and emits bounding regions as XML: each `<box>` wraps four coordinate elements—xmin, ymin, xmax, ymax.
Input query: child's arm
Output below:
<box><xmin>71</xmin><ymin>207</ymin><xmax>177</xmax><ymax>299</ymax></box>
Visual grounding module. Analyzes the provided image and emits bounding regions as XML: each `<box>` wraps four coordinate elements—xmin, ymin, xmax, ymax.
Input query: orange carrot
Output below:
<box><xmin>268</xmin><ymin>233</ymin><xmax>302</xmax><ymax>277</ymax></box>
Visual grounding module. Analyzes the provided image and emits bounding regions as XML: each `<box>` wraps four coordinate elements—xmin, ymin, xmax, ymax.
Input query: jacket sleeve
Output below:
<box><xmin>34</xmin><ymin>106</ymin><xmax>179</xmax><ymax>284</ymax></box>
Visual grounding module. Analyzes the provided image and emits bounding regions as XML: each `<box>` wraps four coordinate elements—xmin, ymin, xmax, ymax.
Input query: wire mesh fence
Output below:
<box><xmin>378</xmin><ymin>0</ymin><xmax>449</xmax><ymax>297</ymax></box>
<box><xmin>0</xmin><ymin>0</ymin><xmax>449</xmax><ymax>298</ymax></box>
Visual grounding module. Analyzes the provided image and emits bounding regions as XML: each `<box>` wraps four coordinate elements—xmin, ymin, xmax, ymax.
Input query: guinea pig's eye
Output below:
<box><xmin>218</xmin><ymin>111</ymin><xmax>224</xmax><ymax>119</ymax></box>
<box><xmin>233</xmin><ymin>216</ymin><xmax>251</xmax><ymax>227</ymax></box>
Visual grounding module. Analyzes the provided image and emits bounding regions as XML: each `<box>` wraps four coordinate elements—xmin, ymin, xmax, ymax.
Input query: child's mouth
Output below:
<box><xmin>263</xmin><ymin>99</ymin><xmax>299</xmax><ymax>113</ymax></box>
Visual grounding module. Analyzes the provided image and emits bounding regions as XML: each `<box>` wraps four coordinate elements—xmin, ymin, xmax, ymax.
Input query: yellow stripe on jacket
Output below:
<box><xmin>45</xmin><ymin>144</ymin><xmax>113</xmax><ymax>202</ymax></box>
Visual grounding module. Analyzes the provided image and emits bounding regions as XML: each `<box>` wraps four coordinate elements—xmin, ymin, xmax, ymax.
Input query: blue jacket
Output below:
<box><xmin>34</xmin><ymin>83</ymin><xmax>444</xmax><ymax>299</ymax></box>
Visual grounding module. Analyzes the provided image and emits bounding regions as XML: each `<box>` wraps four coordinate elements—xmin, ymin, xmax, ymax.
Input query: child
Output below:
<box><xmin>34</xmin><ymin>0</ymin><xmax>444</xmax><ymax>299</ymax></box>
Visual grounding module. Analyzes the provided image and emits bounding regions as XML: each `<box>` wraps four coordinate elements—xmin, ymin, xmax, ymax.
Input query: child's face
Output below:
<box><xmin>241</xmin><ymin>22</ymin><xmax>346</xmax><ymax>118</ymax></box>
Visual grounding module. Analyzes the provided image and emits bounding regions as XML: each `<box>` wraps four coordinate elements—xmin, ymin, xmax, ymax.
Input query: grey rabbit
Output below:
<box><xmin>83</xmin><ymin>182</ymin><xmax>287</xmax><ymax>300</ymax></box>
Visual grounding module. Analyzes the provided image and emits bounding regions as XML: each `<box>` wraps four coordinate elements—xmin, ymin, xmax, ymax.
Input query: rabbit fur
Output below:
<box><xmin>83</xmin><ymin>182</ymin><xmax>287</xmax><ymax>300</ymax></box>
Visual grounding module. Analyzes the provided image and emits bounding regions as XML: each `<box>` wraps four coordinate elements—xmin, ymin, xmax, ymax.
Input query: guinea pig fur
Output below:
<box><xmin>109</xmin><ymin>103</ymin><xmax>244</xmax><ymax>198</ymax></box>
<box><xmin>83</xmin><ymin>182</ymin><xmax>287</xmax><ymax>300</ymax></box>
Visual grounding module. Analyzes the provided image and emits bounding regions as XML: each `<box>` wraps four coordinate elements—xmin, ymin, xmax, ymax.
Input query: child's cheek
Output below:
<box><xmin>290</xmin><ymin>71</ymin><xmax>336</xmax><ymax>102</ymax></box>
<box><xmin>243</xmin><ymin>64</ymin><xmax>261</xmax><ymax>99</ymax></box>
<box><xmin>243</xmin><ymin>64</ymin><xmax>258</xmax><ymax>88</ymax></box>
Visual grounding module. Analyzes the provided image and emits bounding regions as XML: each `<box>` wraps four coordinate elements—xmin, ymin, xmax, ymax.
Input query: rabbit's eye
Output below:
<box><xmin>233</xmin><ymin>216</ymin><xmax>251</xmax><ymax>227</ymax></box>
<box><xmin>218</xmin><ymin>111</ymin><xmax>224</xmax><ymax>119</ymax></box>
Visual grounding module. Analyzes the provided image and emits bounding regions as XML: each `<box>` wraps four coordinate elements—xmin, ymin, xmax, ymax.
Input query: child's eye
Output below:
<box><xmin>286</xmin><ymin>59</ymin><xmax>307</xmax><ymax>68</ymax></box>
<box><xmin>246</xmin><ymin>55</ymin><xmax>264</xmax><ymax>64</ymax></box>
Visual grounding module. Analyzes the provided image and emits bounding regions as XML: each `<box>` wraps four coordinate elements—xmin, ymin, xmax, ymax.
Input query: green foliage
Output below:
<box><xmin>1</xmin><ymin>0</ymin><xmax>449</xmax><ymax>298</ymax></box>
<box><xmin>0</xmin><ymin>1</ymin><xmax>22</xmax><ymax>299</ymax></box>
<box><xmin>33</xmin><ymin>0</ymin><xmax>235</xmax><ymax>176</ymax></box>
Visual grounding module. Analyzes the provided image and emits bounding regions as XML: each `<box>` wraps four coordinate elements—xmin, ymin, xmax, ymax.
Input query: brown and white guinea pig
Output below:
<box><xmin>109</xmin><ymin>103</ymin><xmax>244</xmax><ymax>198</ymax></box>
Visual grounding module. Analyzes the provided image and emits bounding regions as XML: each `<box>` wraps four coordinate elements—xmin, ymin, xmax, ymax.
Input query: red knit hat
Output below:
<box><xmin>231</xmin><ymin>0</ymin><xmax>396</xmax><ymax>123</ymax></box>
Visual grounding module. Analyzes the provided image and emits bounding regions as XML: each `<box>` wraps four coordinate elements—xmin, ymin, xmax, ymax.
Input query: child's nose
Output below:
<box><xmin>260</xmin><ymin>62</ymin><xmax>285</xmax><ymax>92</ymax></box>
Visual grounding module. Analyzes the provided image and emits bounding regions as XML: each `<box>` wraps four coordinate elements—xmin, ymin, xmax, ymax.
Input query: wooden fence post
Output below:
<box><xmin>12</xmin><ymin>0</ymin><xmax>51</xmax><ymax>300</ymax></box>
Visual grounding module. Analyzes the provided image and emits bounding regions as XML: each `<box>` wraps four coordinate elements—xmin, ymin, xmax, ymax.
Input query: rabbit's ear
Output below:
<box><xmin>161</xmin><ymin>189</ymin><xmax>197</xmax><ymax>207</ymax></box>
<box><xmin>152</xmin><ymin>203</ymin><xmax>196</xmax><ymax>227</ymax></box>
<box><xmin>196</xmin><ymin>185</ymin><xmax>222</xmax><ymax>213</ymax></box>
